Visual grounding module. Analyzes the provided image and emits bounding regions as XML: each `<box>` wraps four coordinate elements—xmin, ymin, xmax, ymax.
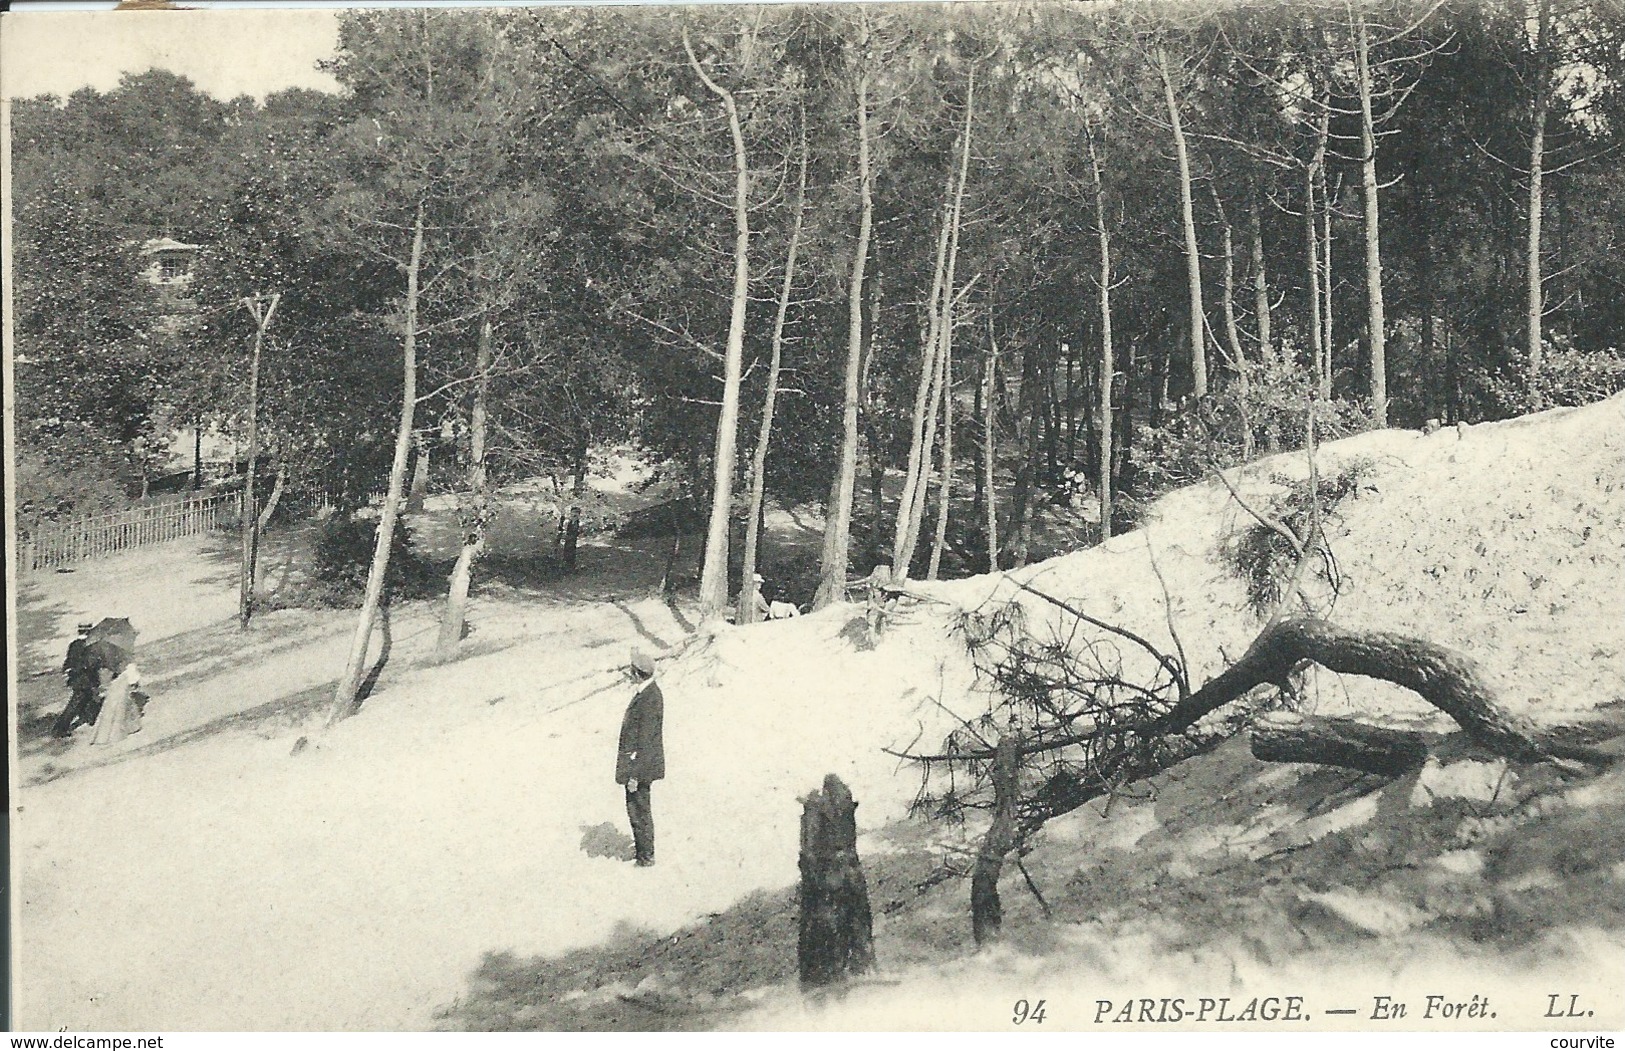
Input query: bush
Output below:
<box><xmin>13</xmin><ymin>427</ymin><xmax>131</xmax><ymax>531</ymax></box>
<box><xmin>1219</xmin><ymin>457</ymin><xmax>1374</xmax><ymax>617</ymax></box>
<box><xmin>615</xmin><ymin>497</ymin><xmax>704</xmax><ymax>539</ymax></box>
<box><xmin>1133</xmin><ymin>356</ymin><xmax>1374</xmax><ymax>502</ymax></box>
<box><xmin>312</xmin><ymin>512</ymin><xmax>435</xmax><ymax>602</ymax></box>
<box><xmin>1484</xmin><ymin>343</ymin><xmax>1625</xmax><ymax>416</ymax></box>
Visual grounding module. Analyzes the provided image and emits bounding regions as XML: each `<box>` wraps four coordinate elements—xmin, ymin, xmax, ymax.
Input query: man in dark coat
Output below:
<box><xmin>52</xmin><ymin>623</ymin><xmax>100</xmax><ymax>737</ymax></box>
<box><xmin>616</xmin><ymin>648</ymin><xmax>665</xmax><ymax>867</ymax></box>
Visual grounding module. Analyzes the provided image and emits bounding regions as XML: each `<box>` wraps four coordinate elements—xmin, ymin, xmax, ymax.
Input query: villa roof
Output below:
<box><xmin>141</xmin><ymin>237</ymin><xmax>201</xmax><ymax>255</ymax></box>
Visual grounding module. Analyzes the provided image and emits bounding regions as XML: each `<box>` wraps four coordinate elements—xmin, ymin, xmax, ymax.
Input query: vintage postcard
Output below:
<box><xmin>4</xmin><ymin>0</ymin><xmax>1623</xmax><ymax>1038</ymax></box>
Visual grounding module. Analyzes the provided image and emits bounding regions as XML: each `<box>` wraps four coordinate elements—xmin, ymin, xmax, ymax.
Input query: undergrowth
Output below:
<box><xmin>261</xmin><ymin>512</ymin><xmax>438</xmax><ymax>610</ymax></box>
<box><xmin>1221</xmin><ymin>457</ymin><xmax>1375</xmax><ymax>617</ymax></box>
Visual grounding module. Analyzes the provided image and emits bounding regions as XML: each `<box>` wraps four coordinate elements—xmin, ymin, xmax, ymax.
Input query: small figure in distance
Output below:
<box><xmin>760</xmin><ymin>573</ymin><xmax>804</xmax><ymax>620</ymax></box>
<box><xmin>616</xmin><ymin>648</ymin><xmax>665</xmax><ymax>868</ymax></box>
<box><xmin>747</xmin><ymin>571</ymin><xmax>802</xmax><ymax>621</ymax></box>
<box><xmin>748</xmin><ymin>572</ymin><xmax>771</xmax><ymax>623</ymax></box>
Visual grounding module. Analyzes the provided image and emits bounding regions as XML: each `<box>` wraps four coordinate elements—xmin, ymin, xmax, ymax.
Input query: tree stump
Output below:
<box><xmin>798</xmin><ymin>774</ymin><xmax>876</xmax><ymax>989</ymax></box>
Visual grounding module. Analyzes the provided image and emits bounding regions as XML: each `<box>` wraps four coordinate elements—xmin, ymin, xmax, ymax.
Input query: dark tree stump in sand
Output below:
<box><xmin>798</xmin><ymin>775</ymin><xmax>875</xmax><ymax>988</ymax></box>
<box><xmin>1251</xmin><ymin>712</ymin><xmax>1432</xmax><ymax>777</ymax></box>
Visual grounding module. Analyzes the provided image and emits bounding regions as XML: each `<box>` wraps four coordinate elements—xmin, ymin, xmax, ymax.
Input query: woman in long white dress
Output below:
<box><xmin>90</xmin><ymin>661</ymin><xmax>143</xmax><ymax>746</ymax></box>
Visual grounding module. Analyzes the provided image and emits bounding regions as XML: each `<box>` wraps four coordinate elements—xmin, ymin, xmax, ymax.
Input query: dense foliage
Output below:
<box><xmin>11</xmin><ymin>1</ymin><xmax>1624</xmax><ymax>580</ymax></box>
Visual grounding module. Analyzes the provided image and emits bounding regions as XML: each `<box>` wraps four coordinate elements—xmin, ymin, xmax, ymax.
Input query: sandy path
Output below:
<box><xmin>12</xmin><ymin>487</ymin><xmax>835</xmax><ymax>1030</ymax></box>
<box><xmin>14</xmin><ymin>535</ymin><xmax>240</xmax><ymax>672</ymax></box>
<box><xmin>12</xmin><ymin>585</ymin><xmax>754</xmax><ymax>1030</ymax></box>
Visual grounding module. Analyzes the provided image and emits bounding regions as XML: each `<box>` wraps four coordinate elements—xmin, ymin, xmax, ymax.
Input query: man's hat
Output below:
<box><xmin>77</xmin><ymin>622</ymin><xmax>94</xmax><ymax>633</ymax></box>
<box><xmin>629</xmin><ymin>648</ymin><xmax>656</xmax><ymax>677</ymax></box>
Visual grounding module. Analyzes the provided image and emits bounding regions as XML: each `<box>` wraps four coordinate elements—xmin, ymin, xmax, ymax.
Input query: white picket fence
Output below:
<box><xmin>19</xmin><ymin>491</ymin><xmax>242</xmax><ymax>575</ymax></box>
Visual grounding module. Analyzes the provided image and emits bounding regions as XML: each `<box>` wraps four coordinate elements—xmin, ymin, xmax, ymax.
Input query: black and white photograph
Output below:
<box><xmin>3</xmin><ymin>0</ymin><xmax>1624</xmax><ymax>1035</ymax></box>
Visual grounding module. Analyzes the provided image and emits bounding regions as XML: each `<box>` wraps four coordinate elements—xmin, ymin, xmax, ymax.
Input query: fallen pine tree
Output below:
<box><xmin>892</xmin><ymin>589</ymin><xmax>1615</xmax><ymax>945</ymax></box>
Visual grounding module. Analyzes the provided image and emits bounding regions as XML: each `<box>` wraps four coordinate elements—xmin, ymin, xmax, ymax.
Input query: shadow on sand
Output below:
<box><xmin>28</xmin><ymin>679</ymin><xmax>336</xmax><ymax>787</ymax></box>
<box><xmin>436</xmin><ymin>846</ymin><xmax>953</xmax><ymax>1031</ymax></box>
<box><xmin>437</xmin><ymin>892</ymin><xmax>796</xmax><ymax>1031</ymax></box>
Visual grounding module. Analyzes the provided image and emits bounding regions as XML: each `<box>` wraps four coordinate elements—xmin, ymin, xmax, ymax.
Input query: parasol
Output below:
<box><xmin>86</xmin><ymin>617</ymin><xmax>137</xmax><ymax>675</ymax></box>
<box><xmin>88</xmin><ymin>617</ymin><xmax>137</xmax><ymax>652</ymax></box>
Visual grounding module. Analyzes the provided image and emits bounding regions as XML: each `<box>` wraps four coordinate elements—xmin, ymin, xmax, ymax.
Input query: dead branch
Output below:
<box><xmin>1251</xmin><ymin>710</ymin><xmax>1431</xmax><ymax>777</ymax></box>
<box><xmin>1213</xmin><ymin>468</ymin><xmax>1305</xmax><ymax>557</ymax></box>
<box><xmin>1006</xmin><ymin>578</ymin><xmax>1189</xmax><ymax>696</ymax></box>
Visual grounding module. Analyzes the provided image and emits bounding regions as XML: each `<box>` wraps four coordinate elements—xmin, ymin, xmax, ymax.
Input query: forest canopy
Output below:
<box><xmin>12</xmin><ymin>0</ymin><xmax>1625</xmax><ymax>582</ymax></box>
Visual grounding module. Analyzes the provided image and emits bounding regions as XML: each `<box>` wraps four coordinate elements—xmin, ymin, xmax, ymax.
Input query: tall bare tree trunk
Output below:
<box><xmin>815</xmin><ymin>61</ymin><xmax>873</xmax><ymax>610</ymax></box>
<box><xmin>1354</xmin><ymin>12</ymin><xmax>1388</xmax><ymax>425</ymax></box>
<box><xmin>1065</xmin><ymin>343</ymin><xmax>1077</xmax><ymax>464</ymax></box>
<box><xmin>1305</xmin><ymin>166</ymin><xmax>1325</xmax><ymax>399</ymax></box>
<box><xmin>898</xmin><ymin>103</ymin><xmax>975</xmax><ymax>581</ymax></box>
<box><xmin>1526</xmin><ymin>0</ymin><xmax>1553</xmax><ymax>410</ymax></box>
<box><xmin>1250</xmin><ymin>198</ymin><xmax>1272</xmax><ymax>365</ymax></box>
<box><xmin>927</xmin><ymin>335</ymin><xmax>954</xmax><ymax>580</ymax></box>
<box><xmin>906</xmin><ymin>318</ymin><xmax>948</xmax><ymax>576</ymax></box>
<box><xmin>1156</xmin><ymin>333</ymin><xmax>1173</xmax><ymax>422</ymax></box>
<box><xmin>561</xmin><ymin>430</ymin><xmax>588</xmax><ymax>571</ymax></box>
<box><xmin>239</xmin><ymin>292</ymin><xmax>279</xmax><ymax>630</ymax></box>
<box><xmin>1086</xmin><ymin>123</ymin><xmax>1115</xmax><ymax>542</ymax></box>
<box><xmin>258</xmin><ymin>462</ymin><xmax>286</xmax><ymax>532</ymax></box>
<box><xmin>1158</xmin><ymin>46</ymin><xmax>1207</xmax><ymax>400</ymax></box>
<box><xmin>1421</xmin><ymin>214</ymin><xmax>1442</xmax><ymax>417</ymax></box>
<box><xmin>982</xmin><ymin>320</ymin><xmax>999</xmax><ymax>572</ymax></box>
<box><xmin>1117</xmin><ymin>338</ymin><xmax>1136</xmax><ymax>484</ymax></box>
<box><xmin>740</xmin><ymin>119</ymin><xmax>808</xmax><ymax>624</ymax></box>
<box><xmin>329</xmin><ymin>204</ymin><xmax>423</xmax><ymax>726</ymax></box>
<box><xmin>1212</xmin><ymin>188</ymin><xmax>1253</xmax><ymax>459</ymax></box>
<box><xmin>893</xmin><ymin>212</ymin><xmax>952</xmax><ymax>576</ymax></box>
<box><xmin>1321</xmin><ymin>171</ymin><xmax>1335</xmax><ymax>397</ymax></box>
<box><xmin>686</xmin><ymin>30</ymin><xmax>752</xmax><ymax>621</ymax></box>
<box><xmin>1307</xmin><ymin>95</ymin><xmax>1332</xmax><ymax>401</ymax></box>
<box><xmin>1445</xmin><ymin>315</ymin><xmax>1461</xmax><ymax>423</ymax></box>
<box><xmin>1043</xmin><ymin>359</ymin><xmax>1061</xmax><ymax>483</ymax></box>
<box><xmin>406</xmin><ymin>434</ymin><xmax>430</xmax><ymax>514</ymax></box>
<box><xmin>972</xmin><ymin>357</ymin><xmax>986</xmax><ymax>522</ymax></box>
<box><xmin>1216</xmin><ymin>202</ymin><xmax>1248</xmax><ymax>391</ymax></box>
<box><xmin>860</xmin><ymin>317</ymin><xmax>886</xmax><ymax>558</ymax></box>
<box><xmin>1254</xmin><ymin>200</ymin><xmax>1282</xmax><ymax>452</ymax></box>
<box><xmin>1008</xmin><ymin>349</ymin><xmax>1040</xmax><ymax>569</ymax></box>
<box><xmin>925</xmin><ymin>71</ymin><xmax>976</xmax><ymax>581</ymax></box>
<box><xmin>436</xmin><ymin>316</ymin><xmax>491</xmax><ymax>661</ymax></box>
